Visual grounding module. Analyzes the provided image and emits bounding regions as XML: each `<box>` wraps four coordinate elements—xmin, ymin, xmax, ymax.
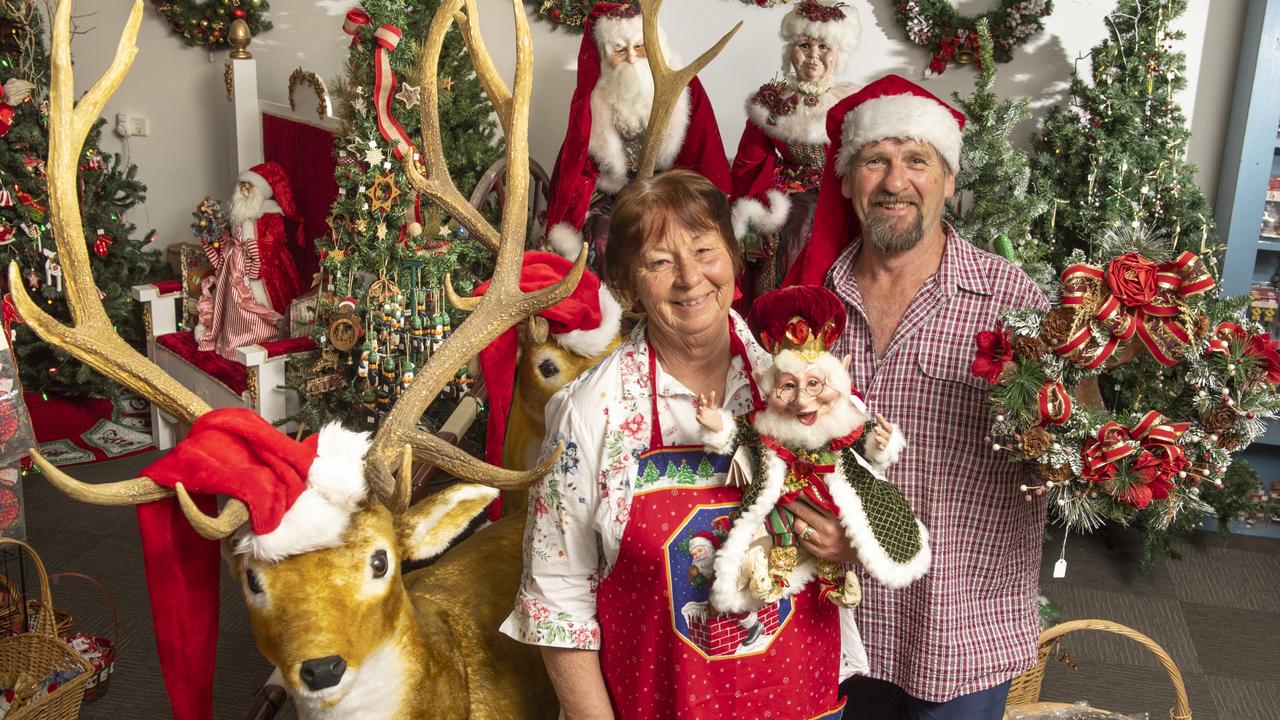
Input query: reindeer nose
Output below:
<box><xmin>299</xmin><ymin>655</ymin><xmax>347</xmax><ymax>691</ymax></box>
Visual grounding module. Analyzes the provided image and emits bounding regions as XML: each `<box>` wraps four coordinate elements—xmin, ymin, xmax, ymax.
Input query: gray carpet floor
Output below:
<box><xmin>12</xmin><ymin>450</ymin><xmax>1280</xmax><ymax>719</ymax></box>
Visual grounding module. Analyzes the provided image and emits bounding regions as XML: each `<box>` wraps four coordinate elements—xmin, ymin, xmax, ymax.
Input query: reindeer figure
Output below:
<box><xmin>18</xmin><ymin>1</ymin><xmax>737</xmax><ymax>718</ymax></box>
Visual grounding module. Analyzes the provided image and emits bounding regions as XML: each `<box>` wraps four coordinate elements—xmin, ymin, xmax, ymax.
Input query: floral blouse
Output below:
<box><xmin>499</xmin><ymin>311</ymin><xmax>769</xmax><ymax>650</ymax></box>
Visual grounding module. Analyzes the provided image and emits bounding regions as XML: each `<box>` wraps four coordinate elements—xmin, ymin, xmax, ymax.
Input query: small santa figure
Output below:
<box><xmin>694</xmin><ymin>286</ymin><xmax>931</xmax><ymax>614</ymax></box>
<box><xmin>543</xmin><ymin>2</ymin><xmax>732</xmax><ymax>272</ymax></box>
<box><xmin>731</xmin><ymin>0</ymin><xmax>861</xmax><ymax>300</ymax></box>
<box><xmin>194</xmin><ymin>162</ymin><xmax>306</xmax><ymax>359</ymax></box>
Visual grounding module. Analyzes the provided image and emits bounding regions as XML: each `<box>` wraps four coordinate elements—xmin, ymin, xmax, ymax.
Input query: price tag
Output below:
<box><xmin>1052</xmin><ymin>558</ymin><xmax>1067</xmax><ymax>578</ymax></box>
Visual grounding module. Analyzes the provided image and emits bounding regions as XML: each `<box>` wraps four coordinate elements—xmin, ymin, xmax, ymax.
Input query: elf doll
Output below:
<box><xmin>695</xmin><ymin>286</ymin><xmax>931</xmax><ymax>614</ymax></box>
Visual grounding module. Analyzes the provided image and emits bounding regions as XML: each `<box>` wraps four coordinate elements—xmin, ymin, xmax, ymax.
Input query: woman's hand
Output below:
<box><xmin>790</xmin><ymin>499</ymin><xmax>859</xmax><ymax>564</ymax></box>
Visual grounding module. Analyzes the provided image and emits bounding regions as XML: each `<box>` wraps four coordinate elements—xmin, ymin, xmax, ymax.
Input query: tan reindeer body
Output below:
<box><xmin>25</xmin><ymin>1</ymin><xmax>737</xmax><ymax>718</ymax></box>
<box><xmin>231</xmin><ymin>505</ymin><xmax>554</xmax><ymax>720</ymax></box>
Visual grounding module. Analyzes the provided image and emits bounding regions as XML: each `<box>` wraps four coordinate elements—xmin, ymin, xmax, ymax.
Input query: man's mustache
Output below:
<box><xmin>869</xmin><ymin>192</ymin><xmax>921</xmax><ymax>206</ymax></box>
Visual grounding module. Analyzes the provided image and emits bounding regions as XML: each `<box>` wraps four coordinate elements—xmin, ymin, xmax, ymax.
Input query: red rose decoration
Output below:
<box><xmin>971</xmin><ymin>329</ymin><xmax>1013</xmax><ymax>384</ymax></box>
<box><xmin>1243</xmin><ymin>332</ymin><xmax>1280</xmax><ymax>384</ymax></box>
<box><xmin>0</xmin><ymin>103</ymin><xmax>13</xmax><ymax>138</ymax></box>
<box><xmin>1105</xmin><ymin>253</ymin><xmax>1160</xmax><ymax>307</ymax></box>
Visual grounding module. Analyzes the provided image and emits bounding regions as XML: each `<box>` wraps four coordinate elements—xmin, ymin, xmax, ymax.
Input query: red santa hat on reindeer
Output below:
<box><xmin>474</xmin><ymin>252</ymin><xmax>622</xmax><ymax>470</ymax></box>
<box><xmin>127</xmin><ymin>409</ymin><xmax>377</xmax><ymax>720</ymax></box>
<box><xmin>542</xmin><ymin>1</ymin><xmax>731</xmax><ymax>258</ymax></box>
<box><xmin>783</xmin><ymin>74</ymin><xmax>965</xmax><ymax>287</ymax></box>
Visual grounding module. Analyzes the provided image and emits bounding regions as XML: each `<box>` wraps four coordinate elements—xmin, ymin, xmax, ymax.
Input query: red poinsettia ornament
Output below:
<box><xmin>971</xmin><ymin>328</ymin><xmax>1013</xmax><ymax>384</ymax></box>
<box><xmin>1243</xmin><ymin>332</ymin><xmax>1280</xmax><ymax>385</ymax></box>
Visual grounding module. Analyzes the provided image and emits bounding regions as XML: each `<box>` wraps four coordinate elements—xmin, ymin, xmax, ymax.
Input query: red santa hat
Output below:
<box><xmin>782</xmin><ymin>75</ymin><xmax>965</xmax><ymax>288</ymax></box>
<box><xmin>690</xmin><ymin>530</ymin><xmax>721</xmax><ymax>550</ymax></box>
<box><xmin>133</xmin><ymin>408</ymin><xmax>370</xmax><ymax>720</ymax></box>
<box><xmin>239</xmin><ymin>160</ymin><xmax>300</xmax><ymax>219</ymax></box>
<box><xmin>474</xmin><ymin>252</ymin><xmax>622</xmax><ymax>468</ymax></box>
<box><xmin>779</xmin><ymin>0</ymin><xmax>861</xmax><ymax>76</ymax></box>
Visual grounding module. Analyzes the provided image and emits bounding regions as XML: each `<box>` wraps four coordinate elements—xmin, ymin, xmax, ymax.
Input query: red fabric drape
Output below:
<box><xmin>262</xmin><ymin>114</ymin><xmax>338</xmax><ymax>287</ymax></box>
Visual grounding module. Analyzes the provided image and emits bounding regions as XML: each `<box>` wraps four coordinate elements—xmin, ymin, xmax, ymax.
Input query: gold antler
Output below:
<box><xmin>635</xmin><ymin>0</ymin><xmax>740</xmax><ymax>179</ymax></box>
<box><xmin>15</xmin><ymin>1</ymin><xmax>250</xmax><ymax>539</ymax></box>
<box><xmin>371</xmin><ymin>0</ymin><xmax>585</xmax><ymax>512</ymax></box>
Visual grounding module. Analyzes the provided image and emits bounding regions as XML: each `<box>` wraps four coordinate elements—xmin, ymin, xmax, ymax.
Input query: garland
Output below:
<box><xmin>525</xmin><ymin>0</ymin><xmax>789</xmax><ymax>32</ymax></box>
<box><xmin>971</xmin><ymin>235</ymin><xmax>1280</xmax><ymax>538</ymax></box>
<box><xmin>151</xmin><ymin>0</ymin><xmax>272</xmax><ymax>52</ymax></box>
<box><xmin>893</xmin><ymin>0</ymin><xmax>1051</xmax><ymax>74</ymax></box>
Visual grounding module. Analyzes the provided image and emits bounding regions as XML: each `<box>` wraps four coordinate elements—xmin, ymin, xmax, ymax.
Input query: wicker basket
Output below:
<box><xmin>0</xmin><ymin>539</ymin><xmax>93</xmax><ymax>720</ymax></box>
<box><xmin>1004</xmin><ymin>619</ymin><xmax>1192</xmax><ymax>720</ymax></box>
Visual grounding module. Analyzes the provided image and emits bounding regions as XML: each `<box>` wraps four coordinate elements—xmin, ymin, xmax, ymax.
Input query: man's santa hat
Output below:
<box><xmin>778</xmin><ymin>0</ymin><xmax>861</xmax><ymax>77</ymax></box>
<box><xmin>782</xmin><ymin>74</ymin><xmax>966</xmax><ymax>287</ymax></box>
<box><xmin>237</xmin><ymin>160</ymin><xmax>300</xmax><ymax>219</ymax></box>
<box><xmin>132</xmin><ymin>407</ymin><xmax>370</xmax><ymax>720</ymax></box>
<box><xmin>475</xmin><ymin>252</ymin><xmax>622</xmax><ymax>471</ymax></box>
<box><xmin>543</xmin><ymin>2</ymin><xmax>724</xmax><ymax>259</ymax></box>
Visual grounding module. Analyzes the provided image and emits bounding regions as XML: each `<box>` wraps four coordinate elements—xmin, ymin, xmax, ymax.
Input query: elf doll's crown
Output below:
<box><xmin>749</xmin><ymin>286</ymin><xmax>847</xmax><ymax>360</ymax></box>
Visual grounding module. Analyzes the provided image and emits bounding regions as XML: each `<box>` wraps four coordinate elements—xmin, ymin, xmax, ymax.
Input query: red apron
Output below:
<box><xmin>595</xmin><ymin>341</ymin><xmax>846</xmax><ymax>720</ymax></box>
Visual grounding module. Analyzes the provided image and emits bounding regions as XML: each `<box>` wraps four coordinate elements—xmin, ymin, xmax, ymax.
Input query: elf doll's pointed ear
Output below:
<box><xmin>842</xmin><ymin>354</ymin><xmax>853</xmax><ymax>373</ymax></box>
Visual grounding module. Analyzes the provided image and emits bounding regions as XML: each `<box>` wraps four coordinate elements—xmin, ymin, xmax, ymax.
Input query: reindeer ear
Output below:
<box><xmin>396</xmin><ymin>483</ymin><xmax>499</xmax><ymax>562</ymax></box>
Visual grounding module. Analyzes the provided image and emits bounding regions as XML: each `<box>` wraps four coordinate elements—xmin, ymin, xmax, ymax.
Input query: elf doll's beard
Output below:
<box><xmin>753</xmin><ymin>396</ymin><xmax>862</xmax><ymax>450</ymax></box>
<box><xmin>597</xmin><ymin>58</ymin><xmax>655</xmax><ymax>137</ymax></box>
<box><xmin>228</xmin><ymin>188</ymin><xmax>267</xmax><ymax>228</ymax></box>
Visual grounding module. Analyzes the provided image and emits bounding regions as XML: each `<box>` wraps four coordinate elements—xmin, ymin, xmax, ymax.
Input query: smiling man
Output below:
<box><xmin>784</xmin><ymin>75</ymin><xmax>1050</xmax><ymax>720</ymax></box>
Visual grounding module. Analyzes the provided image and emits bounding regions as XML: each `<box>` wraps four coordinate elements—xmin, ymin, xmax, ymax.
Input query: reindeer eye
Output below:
<box><xmin>538</xmin><ymin>359</ymin><xmax>559</xmax><ymax>379</ymax></box>
<box><xmin>246</xmin><ymin>568</ymin><xmax>264</xmax><ymax>594</ymax></box>
<box><xmin>370</xmin><ymin>549</ymin><xmax>389</xmax><ymax>578</ymax></box>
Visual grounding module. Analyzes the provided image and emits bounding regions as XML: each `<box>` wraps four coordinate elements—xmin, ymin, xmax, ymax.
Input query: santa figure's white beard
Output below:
<box><xmin>227</xmin><ymin>188</ymin><xmax>282</xmax><ymax>228</ymax></box>
<box><xmin>753</xmin><ymin>397</ymin><xmax>863</xmax><ymax>450</ymax></box>
<box><xmin>596</xmin><ymin>58</ymin><xmax>654</xmax><ymax>137</ymax></box>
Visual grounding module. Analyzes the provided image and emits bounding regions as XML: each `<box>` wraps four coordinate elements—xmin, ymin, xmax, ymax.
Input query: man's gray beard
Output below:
<box><xmin>597</xmin><ymin>59</ymin><xmax>654</xmax><ymax>137</ymax></box>
<box><xmin>864</xmin><ymin>195</ymin><xmax>924</xmax><ymax>253</ymax></box>
<box><xmin>228</xmin><ymin>188</ymin><xmax>266</xmax><ymax>228</ymax></box>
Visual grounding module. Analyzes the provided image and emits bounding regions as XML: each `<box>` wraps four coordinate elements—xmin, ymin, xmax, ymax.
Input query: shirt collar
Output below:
<box><xmin>828</xmin><ymin>223</ymin><xmax>992</xmax><ymax>299</ymax></box>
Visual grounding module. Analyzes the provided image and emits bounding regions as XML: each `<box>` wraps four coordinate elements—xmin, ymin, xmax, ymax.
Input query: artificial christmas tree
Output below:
<box><xmin>290</xmin><ymin>0</ymin><xmax>502</xmax><ymax>431</ymax></box>
<box><xmin>946</xmin><ymin>20</ymin><xmax>1050</xmax><ymax>285</ymax></box>
<box><xmin>1031</xmin><ymin>0</ymin><xmax>1217</xmax><ymax>264</ymax></box>
<box><xmin>0</xmin><ymin>1</ymin><xmax>163</xmax><ymax>398</ymax></box>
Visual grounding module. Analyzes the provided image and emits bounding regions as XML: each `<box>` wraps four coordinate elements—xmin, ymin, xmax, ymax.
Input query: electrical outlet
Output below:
<box><xmin>114</xmin><ymin>112</ymin><xmax>150</xmax><ymax>137</ymax></box>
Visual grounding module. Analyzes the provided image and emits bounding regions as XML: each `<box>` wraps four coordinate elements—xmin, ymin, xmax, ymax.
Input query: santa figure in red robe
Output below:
<box><xmin>227</xmin><ymin>161</ymin><xmax>306</xmax><ymax>314</ymax></box>
<box><xmin>543</xmin><ymin>1</ymin><xmax>732</xmax><ymax>273</ymax></box>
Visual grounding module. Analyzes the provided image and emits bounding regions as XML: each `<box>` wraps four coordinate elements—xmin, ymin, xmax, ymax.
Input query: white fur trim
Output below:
<box><xmin>709</xmin><ymin>449</ymin><xmax>817</xmax><ymax>614</ymax></box>
<box><xmin>592</xmin><ymin>14</ymin><xmax>644</xmax><ymax>53</ymax></box>
<box><xmin>745</xmin><ymin>82</ymin><xmax>854</xmax><ymax>146</ymax></box>
<box><xmin>589</xmin><ymin>84</ymin><xmax>691</xmax><ymax>193</ymax></box>
<box><xmin>697</xmin><ymin>408</ymin><xmax>737</xmax><ymax>455</ymax></box>
<box><xmin>546</xmin><ymin>222</ymin><xmax>584</xmax><ymax>259</ymax></box>
<box><xmin>835</xmin><ymin>94</ymin><xmax>962</xmax><ymax>176</ymax></box>
<box><xmin>825</xmin><ymin>453</ymin><xmax>931</xmax><ymax>589</ymax></box>
<box><xmin>238</xmin><ymin>169</ymin><xmax>273</xmax><ymax>198</ymax></box>
<box><xmin>237</xmin><ymin>423</ymin><xmax>372</xmax><ymax>562</ymax></box>
<box><xmin>731</xmin><ymin>190</ymin><xmax>791</xmax><ymax>240</ymax></box>
<box><xmin>399</xmin><ymin>483</ymin><xmax>499</xmax><ymax>561</ymax></box>
<box><xmin>779</xmin><ymin>3</ymin><xmax>860</xmax><ymax>76</ymax></box>
<box><xmin>554</xmin><ymin>284</ymin><xmax>622</xmax><ymax>357</ymax></box>
<box><xmin>864</xmin><ymin>422</ymin><xmax>906</xmax><ymax>473</ymax></box>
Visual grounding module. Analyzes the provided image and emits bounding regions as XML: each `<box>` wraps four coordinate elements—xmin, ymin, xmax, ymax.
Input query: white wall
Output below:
<box><xmin>63</xmin><ymin>0</ymin><xmax>1244</xmax><ymax>253</ymax></box>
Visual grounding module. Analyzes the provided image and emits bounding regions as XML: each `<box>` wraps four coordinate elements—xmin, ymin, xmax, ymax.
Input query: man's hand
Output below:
<box><xmin>790</xmin><ymin>499</ymin><xmax>859</xmax><ymax>564</ymax></box>
<box><xmin>695</xmin><ymin>391</ymin><xmax>722</xmax><ymax>433</ymax></box>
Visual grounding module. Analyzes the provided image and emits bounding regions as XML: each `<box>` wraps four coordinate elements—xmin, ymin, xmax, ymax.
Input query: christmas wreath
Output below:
<box><xmin>526</xmin><ymin>0</ymin><xmax>788</xmax><ymax>32</ymax></box>
<box><xmin>972</xmin><ymin>227</ymin><xmax>1280</xmax><ymax>538</ymax></box>
<box><xmin>151</xmin><ymin>0</ymin><xmax>271</xmax><ymax>52</ymax></box>
<box><xmin>893</xmin><ymin>0</ymin><xmax>1052</xmax><ymax>74</ymax></box>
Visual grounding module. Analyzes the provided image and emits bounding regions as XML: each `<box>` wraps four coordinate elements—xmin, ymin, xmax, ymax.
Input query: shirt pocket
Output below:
<box><xmin>914</xmin><ymin>323</ymin><xmax>991</xmax><ymax>430</ymax></box>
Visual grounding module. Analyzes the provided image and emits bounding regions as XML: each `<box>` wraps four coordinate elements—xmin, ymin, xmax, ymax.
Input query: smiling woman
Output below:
<box><xmin>501</xmin><ymin>170</ymin><xmax>849</xmax><ymax>718</ymax></box>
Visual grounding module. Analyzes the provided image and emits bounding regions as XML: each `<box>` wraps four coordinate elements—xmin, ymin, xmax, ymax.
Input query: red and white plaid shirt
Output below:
<box><xmin>826</xmin><ymin>226</ymin><xmax>1050</xmax><ymax>702</ymax></box>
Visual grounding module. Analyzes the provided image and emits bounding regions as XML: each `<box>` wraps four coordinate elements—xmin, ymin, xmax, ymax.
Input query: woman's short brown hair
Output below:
<box><xmin>605</xmin><ymin>169</ymin><xmax>742</xmax><ymax>302</ymax></box>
